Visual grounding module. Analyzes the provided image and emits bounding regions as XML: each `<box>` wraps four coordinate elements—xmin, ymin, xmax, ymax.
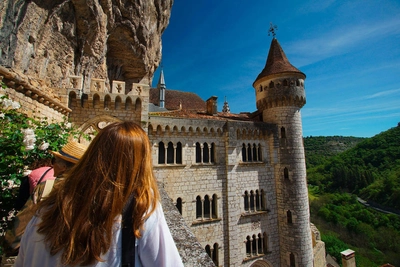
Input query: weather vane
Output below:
<box><xmin>268</xmin><ymin>22</ymin><xmax>278</xmax><ymax>38</ymax></box>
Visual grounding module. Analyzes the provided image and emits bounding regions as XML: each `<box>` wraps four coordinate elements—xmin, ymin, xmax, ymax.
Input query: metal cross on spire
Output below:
<box><xmin>268</xmin><ymin>22</ymin><xmax>278</xmax><ymax>38</ymax></box>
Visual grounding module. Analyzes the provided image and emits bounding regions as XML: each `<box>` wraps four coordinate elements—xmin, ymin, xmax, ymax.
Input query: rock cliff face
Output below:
<box><xmin>0</xmin><ymin>0</ymin><xmax>172</xmax><ymax>91</ymax></box>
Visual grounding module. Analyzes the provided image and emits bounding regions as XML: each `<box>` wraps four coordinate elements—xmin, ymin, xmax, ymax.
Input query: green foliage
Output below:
<box><xmin>0</xmin><ymin>82</ymin><xmax>81</xmax><ymax>239</ymax></box>
<box><xmin>304</xmin><ymin>136</ymin><xmax>365</xmax><ymax>168</ymax></box>
<box><xmin>305</xmin><ymin>127</ymin><xmax>400</xmax><ymax>210</ymax></box>
<box><xmin>310</xmin><ymin>192</ymin><xmax>400</xmax><ymax>266</ymax></box>
<box><xmin>321</xmin><ymin>233</ymin><xmax>348</xmax><ymax>264</ymax></box>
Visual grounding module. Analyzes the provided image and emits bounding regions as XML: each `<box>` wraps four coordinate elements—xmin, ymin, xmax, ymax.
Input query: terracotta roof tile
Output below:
<box><xmin>254</xmin><ymin>38</ymin><xmax>305</xmax><ymax>85</ymax></box>
<box><xmin>149</xmin><ymin>108</ymin><xmax>261</xmax><ymax>122</ymax></box>
<box><xmin>149</xmin><ymin>88</ymin><xmax>206</xmax><ymax>111</ymax></box>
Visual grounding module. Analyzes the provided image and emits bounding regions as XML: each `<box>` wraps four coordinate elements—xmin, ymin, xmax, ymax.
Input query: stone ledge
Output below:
<box><xmin>0</xmin><ymin>66</ymin><xmax>71</xmax><ymax>115</ymax></box>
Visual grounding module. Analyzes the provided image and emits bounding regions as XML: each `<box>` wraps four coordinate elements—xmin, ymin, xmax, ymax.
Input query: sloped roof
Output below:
<box><xmin>149</xmin><ymin>108</ymin><xmax>258</xmax><ymax>121</ymax></box>
<box><xmin>253</xmin><ymin>38</ymin><xmax>305</xmax><ymax>85</ymax></box>
<box><xmin>149</xmin><ymin>88</ymin><xmax>206</xmax><ymax>111</ymax></box>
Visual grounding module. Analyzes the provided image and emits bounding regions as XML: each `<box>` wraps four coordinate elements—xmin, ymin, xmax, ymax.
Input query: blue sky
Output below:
<box><xmin>151</xmin><ymin>0</ymin><xmax>400</xmax><ymax>138</ymax></box>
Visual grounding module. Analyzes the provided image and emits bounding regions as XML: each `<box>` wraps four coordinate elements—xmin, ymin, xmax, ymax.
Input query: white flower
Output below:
<box><xmin>65</xmin><ymin>122</ymin><xmax>72</xmax><ymax>128</ymax></box>
<box><xmin>0</xmin><ymin>113</ymin><xmax>4</xmax><ymax>119</ymax></box>
<box><xmin>11</xmin><ymin>101</ymin><xmax>21</xmax><ymax>109</ymax></box>
<box><xmin>38</xmin><ymin>142</ymin><xmax>50</xmax><ymax>151</ymax></box>
<box><xmin>2</xmin><ymin>99</ymin><xmax>13</xmax><ymax>108</ymax></box>
<box><xmin>22</xmin><ymin>128</ymin><xmax>36</xmax><ymax>151</ymax></box>
<box><xmin>23</xmin><ymin>169</ymin><xmax>32</xmax><ymax>176</ymax></box>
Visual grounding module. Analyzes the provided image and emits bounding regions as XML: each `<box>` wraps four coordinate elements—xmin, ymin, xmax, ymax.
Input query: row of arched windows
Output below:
<box><xmin>244</xmin><ymin>190</ymin><xmax>266</xmax><ymax>212</ymax></box>
<box><xmin>158</xmin><ymin>142</ymin><xmax>182</xmax><ymax>164</ymax></box>
<box><xmin>258</xmin><ymin>79</ymin><xmax>303</xmax><ymax>92</ymax></box>
<box><xmin>205</xmin><ymin>243</ymin><xmax>219</xmax><ymax>266</ymax></box>
<box><xmin>242</xmin><ymin>143</ymin><xmax>262</xmax><ymax>162</ymax></box>
<box><xmin>245</xmin><ymin>233</ymin><xmax>268</xmax><ymax>258</ymax></box>
<box><xmin>157</xmin><ymin>142</ymin><xmax>215</xmax><ymax>165</ymax></box>
<box><xmin>196</xmin><ymin>194</ymin><xmax>218</xmax><ymax>220</ymax></box>
<box><xmin>195</xmin><ymin>142</ymin><xmax>215</xmax><ymax>163</ymax></box>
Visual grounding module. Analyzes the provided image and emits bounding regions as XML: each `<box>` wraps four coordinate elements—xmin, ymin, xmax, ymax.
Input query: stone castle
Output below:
<box><xmin>1</xmin><ymin>37</ymin><xmax>326</xmax><ymax>266</ymax></box>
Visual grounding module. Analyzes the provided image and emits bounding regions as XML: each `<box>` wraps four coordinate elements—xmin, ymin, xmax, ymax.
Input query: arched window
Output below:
<box><xmin>167</xmin><ymin>142</ymin><xmax>174</xmax><ymax>164</ymax></box>
<box><xmin>269</xmin><ymin>81</ymin><xmax>274</xmax><ymax>88</ymax></box>
<box><xmin>196</xmin><ymin>196</ymin><xmax>202</xmax><ymax>219</ymax></box>
<box><xmin>93</xmin><ymin>94</ymin><xmax>100</xmax><ymax>108</ymax></box>
<box><xmin>250</xmin><ymin>190</ymin><xmax>255</xmax><ymax>211</ymax></box>
<box><xmin>296</xmin><ymin>79</ymin><xmax>300</xmax><ymax>86</ymax></box>
<box><xmin>68</xmin><ymin>91</ymin><xmax>77</xmax><ymax>109</ymax></box>
<box><xmin>212</xmin><ymin>243</ymin><xmax>219</xmax><ymax>265</ymax></box>
<box><xmin>125</xmin><ymin>97</ymin><xmax>132</xmax><ymax>110</ymax></box>
<box><xmin>212</xmin><ymin>194</ymin><xmax>218</xmax><ymax>218</ymax></box>
<box><xmin>247</xmin><ymin>144</ymin><xmax>252</xmax><ymax>161</ymax></box>
<box><xmin>244</xmin><ymin>191</ymin><xmax>249</xmax><ymax>211</ymax></box>
<box><xmin>246</xmin><ymin>236</ymin><xmax>251</xmax><ymax>257</ymax></box>
<box><xmin>158</xmin><ymin>142</ymin><xmax>165</xmax><ymax>164</ymax></box>
<box><xmin>104</xmin><ymin>95</ymin><xmax>111</xmax><ymax>109</ymax></box>
<box><xmin>283</xmin><ymin>79</ymin><xmax>288</xmax><ymax>86</ymax></box>
<box><xmin>281</xmin><ymin>127</ymin><xmax>286</xmax><ymax>138</ymax></box>
<box><xmin>176</xmin><ymin>197</ymin><xmax>182</xmax><ymax>215</ymax></box>
<box><xmin>290</xmin><ymin>252</ymin><xmax>296</xmax><ymax>267</ymax></box>
<box><xmin>176</xmin><ymin>142</ymin><xmax>182</xmax><ymax>164</ymax></box>
<box><xmin>204</xmin><ymin>195</ymin><xmax>211</xmax><ymax>219</ymax></box>
<box><xmin>135</xmin><ymin>98</ymin><xmax>141</xmax><ymax>111</ymax></box>
<box><xmin>252</xmin><ymin>144</ymin><xmax>257</xmax><ymax>161</ymax></box>
<box><xmin>205</xmin><ymin>245</ymin><xmax>211</xmax><ymax>258</ymax></box>
<box><xmin>210</xmin><ymin>143</ymin><xmax>215</xmax><ymax>163</ymax></box>
<box><xmin>252</xmin><ymin>235</ymin><xmax>257</xmax><ymax>255</ymax></box>
<box><xmin>115</xmin><ymin>96</ymin><xmax>121</xmax><ymax>110</ymax></box>
<box><xmin>284</xmin><ymin>167</ymin><xmax>289</xmax><ymax>179</ymax></box>
<box><xmin>203</xmin><ymin>143</ymin><xmax>209</xmax><ymax>163</ymax></box>
<box><xmin>195</xmin><ymin>142</ymin><xmax>201</xmax><ymax>163</ymax></box>
<box><xmin>242</xmin><ymin>143</ymin><xmax>247</xmax><ymax>162</ymax></box>
<box><xmin>259</xmin><ymin>85</ymin><xmax>262</xmax><ymax>92</ymax></box>
<box><xmin>287</xmin><ymin>210</ymin><xmax>293</xmax><ymax>224</ymax></box>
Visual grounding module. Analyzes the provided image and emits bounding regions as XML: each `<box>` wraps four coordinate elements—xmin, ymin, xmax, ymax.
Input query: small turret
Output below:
<box><xmin>253</xmin><ymin>38</ymin><xmax>306</xmax><ymax>115</ymax></box>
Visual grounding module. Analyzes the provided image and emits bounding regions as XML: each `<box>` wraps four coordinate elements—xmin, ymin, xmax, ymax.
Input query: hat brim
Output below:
<box><xmin>51</xmin><ymin>151</ymin><xmax>79</xmax><ymax>164</ymax></box>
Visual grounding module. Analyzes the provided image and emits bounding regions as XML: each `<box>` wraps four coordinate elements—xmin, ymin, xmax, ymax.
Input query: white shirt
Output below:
<box><xmin>15</xmin><ymin>203</ymin><xmax>184</xmax><ymax>267</ymax></box>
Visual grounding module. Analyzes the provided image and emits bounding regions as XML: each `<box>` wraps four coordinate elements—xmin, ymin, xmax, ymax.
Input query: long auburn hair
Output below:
<box><xmin>36</xmin><ymin>121</ymin><xmax>160</xmax><ymax>265</ymax></box>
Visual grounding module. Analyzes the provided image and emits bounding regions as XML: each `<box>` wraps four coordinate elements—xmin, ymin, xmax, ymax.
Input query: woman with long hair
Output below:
<box><xmin>15</xmin><ymin>121</ymin><xmax>183</xmax><ymax>266</ymax></box>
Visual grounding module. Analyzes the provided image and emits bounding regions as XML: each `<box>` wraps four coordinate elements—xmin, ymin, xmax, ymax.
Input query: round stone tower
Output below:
<box><xmin>253</xmin><ymin>38</ymin><xmax>313</xmax><ymax>266</ymax></box>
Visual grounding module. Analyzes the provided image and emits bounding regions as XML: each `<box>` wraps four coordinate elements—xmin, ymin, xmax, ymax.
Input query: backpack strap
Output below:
<box><xmin>40</xmin><ymin>179</ymin><xmax>55</xmax><ymax>200</ymax></box>
<box><xmin>121</xmin><ymin>195</ymin><xmax>136</xmax><ymax>267</ymax></box>
<box><xmin>36</xmin><ymin>167</ymin><xmax>53</xmax><ymax>185</ymax></box>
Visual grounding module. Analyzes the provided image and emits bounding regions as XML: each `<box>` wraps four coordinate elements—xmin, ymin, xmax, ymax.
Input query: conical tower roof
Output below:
<box><xmin>253</xmin><ymin>38</ymin><xmax>305</xmax><ymax>85</ymax></box>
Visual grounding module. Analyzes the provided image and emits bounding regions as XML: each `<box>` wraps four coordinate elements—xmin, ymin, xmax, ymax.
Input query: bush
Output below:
<box><xmin>0</xmin><ymin>82</ymin><xmax>81</xmax><ymax>244</ymax></box>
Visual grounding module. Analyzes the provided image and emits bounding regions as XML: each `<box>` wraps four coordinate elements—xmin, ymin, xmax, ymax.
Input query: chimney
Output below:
<box><xmin>206</xmin><ymin>96</ymin><xmax>218</xmax><ymax>115</ymax></box>
<box><xmin>341</xmin><ymin>249</ymin><xmax>356</xmax><ymax>267</ymax></box>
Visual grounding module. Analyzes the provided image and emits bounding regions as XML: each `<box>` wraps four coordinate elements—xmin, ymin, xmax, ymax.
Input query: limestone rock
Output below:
<box><xmin>0</xmin><ymin>0</ymin><xmax>173</xmax><ymax>92</ymax></box>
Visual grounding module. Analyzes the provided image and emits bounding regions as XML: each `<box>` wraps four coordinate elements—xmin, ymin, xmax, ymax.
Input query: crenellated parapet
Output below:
<box><xmin>66</xmin><ymin>75</ymin><xmax>150</xmax><ymax>128</ymax></box>
<box><xmin>255</xmin><ymin>75</ymin><xmax>306</xmax><ymax>110</ymax></box>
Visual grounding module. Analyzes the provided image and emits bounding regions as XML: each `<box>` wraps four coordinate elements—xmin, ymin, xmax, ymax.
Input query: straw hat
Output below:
<box><xmin>51</xmin><ymin>141</ymin><xmax>87</xmax><ymax>164</ymax></box>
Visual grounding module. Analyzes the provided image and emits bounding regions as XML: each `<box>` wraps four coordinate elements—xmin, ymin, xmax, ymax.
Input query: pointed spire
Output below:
<box><xmin>157</xmin><ymin>68</ymin><xmax>166</xmax><ymax>87</ymax></box>
<box><xmin>157</xmin><ymin>67</ymin><xmax>166</xmax><ymax>108</ymax></box>
<box><xmin>222</xmin><ymin>96</ymin><xmax>230</xmax><ymax>113</ymax></box>
<box><xmin>253</xmin><ymin>38</ymin><xmax>305</xmax><ymax>85</ymax></box>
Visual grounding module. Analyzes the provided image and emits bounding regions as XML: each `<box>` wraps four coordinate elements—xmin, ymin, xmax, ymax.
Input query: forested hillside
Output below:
<box><xmin>306</xmin><ymin>125</ymin><xmax>400</xmax><ymax>210</ymax></box>
<box><xmin>304</xmin><ymin>125</ymin><xmax>400</xmax><ymax>266</ymax></box>
<box><xmin>304</xmin><ymin>136</ymin><xmax>366</xmax><ymax>168</ymax></box>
